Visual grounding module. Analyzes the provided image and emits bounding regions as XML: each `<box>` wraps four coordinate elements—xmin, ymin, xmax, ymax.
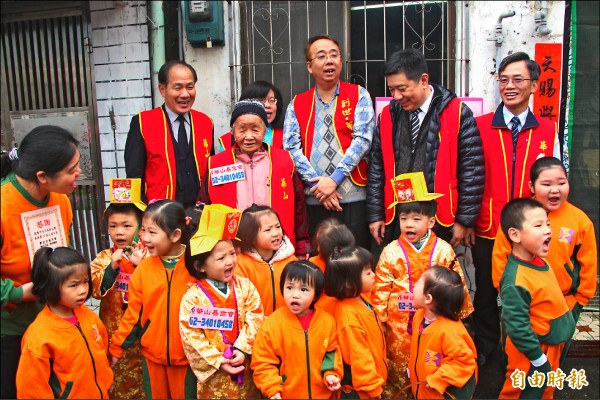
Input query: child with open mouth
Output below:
<box><xmin>179</xmin><ymin>204</ymin><xmax>264</xmax><ymax>399</ymax></box>
<box><xmin>252</xmin><ymin>260</ymin><xmax>342</xmax><ymax>398</ymax></box>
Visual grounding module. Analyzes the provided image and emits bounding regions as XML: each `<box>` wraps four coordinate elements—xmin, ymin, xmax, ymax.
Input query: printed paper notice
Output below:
<box><xmin>21</xmin><ymin>205</ymin><xmax>67</xmax><ymax>262</ymax></box>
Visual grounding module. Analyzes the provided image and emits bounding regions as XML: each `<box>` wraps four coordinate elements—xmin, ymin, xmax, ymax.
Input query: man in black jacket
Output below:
<box><xmin>366</xmin><ymin>49</ymin><xmax>484</xmax><ymax>249</ymax></box>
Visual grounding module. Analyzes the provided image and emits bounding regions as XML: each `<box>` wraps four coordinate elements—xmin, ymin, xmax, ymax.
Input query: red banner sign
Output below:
<box><xmin>533</xmin><ymin>43</ymin><xmax>562</xmax><ymax>121</ymax></box>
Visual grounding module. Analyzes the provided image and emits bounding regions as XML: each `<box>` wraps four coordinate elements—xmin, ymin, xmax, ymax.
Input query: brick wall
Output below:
<box><xmin>90</xmin><ymin>0</ymin><xmax>152</xmax><ymax>204</ymax></box>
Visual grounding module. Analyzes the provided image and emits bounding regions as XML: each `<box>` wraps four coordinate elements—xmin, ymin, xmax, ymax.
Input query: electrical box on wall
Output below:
<box><xmin>183</xmin><ymin>1</ymin><xmax>225</xmax><ymax>48</ymax></box>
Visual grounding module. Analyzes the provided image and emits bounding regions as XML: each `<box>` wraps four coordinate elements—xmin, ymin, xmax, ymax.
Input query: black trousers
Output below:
<box><xmin>1</xmin><ymin>335</ymin><xmax>22</xmax><ymax>399</ymax></box>
<box><xmin>471</xmin><ymin>237</ymin><xmax>501</xmax><ymax>359</ymax></box>
<box><xmin>307</xmin><ymin>200</ymin><xmax>370</xmax><ymax>250</ymax></box>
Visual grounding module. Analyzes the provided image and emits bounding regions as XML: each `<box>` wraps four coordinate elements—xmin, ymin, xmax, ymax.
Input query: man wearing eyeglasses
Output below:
<box><xmin>283</xmin><ymin>35</ymin><xmax>374</xmax><ymax>249</ymax></box>
<box><xmin>471</xmin><ymin>52</ymin><xmax>560</xmax><ymax>367</ymax></box>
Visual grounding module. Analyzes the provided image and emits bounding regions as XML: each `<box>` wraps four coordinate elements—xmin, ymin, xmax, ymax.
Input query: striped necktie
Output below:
<box><xmin>410</xmin><ymin>108</ymin><xmax>421</xmax><ymax>147</ymax></box>
<box><xmin>510</xmin><ymin>116</ymin><xmax>520</xmax><ymax>147</ymax></box>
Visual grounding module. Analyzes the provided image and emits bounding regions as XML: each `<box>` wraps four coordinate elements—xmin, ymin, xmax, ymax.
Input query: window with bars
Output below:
<box><xmin>236</xmin><ymin>1</ymin><xmax>456</xmax><ymax>108</ymax></box>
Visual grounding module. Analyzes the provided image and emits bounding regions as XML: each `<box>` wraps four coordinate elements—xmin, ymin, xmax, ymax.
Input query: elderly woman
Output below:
<box><xmin>200</xmin><ymin>99</ymin><xmax>309</xmax><ymax>257</ymax></box>
<box><xmin>217</xmin><ymin>80</ymin><xmax>284</xmax><ymax>152</ymax></box>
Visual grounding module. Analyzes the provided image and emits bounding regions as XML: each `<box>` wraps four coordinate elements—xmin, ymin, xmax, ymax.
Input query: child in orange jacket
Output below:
<box><xmin>252</xmin><ymin>260</ymin><xmax>343</xmax><ymax>398</ymax></box>
<box><xmin>325</xmin><ymin>246</ymin><xmax>387</xmax><ymax>399</ymax></box>
<box><xmin>497</xmin><ymin>198</ymin><xmax>574</xmax><ymax>399</ymax></box>
<box><xmin>408</xmin><ymin>266</ymin><xmax>477</xmax><ymax>399</ymax></box>
<box><xmin>492</xmin><ymin>157</ymin><xmax>597</xmax><ymax>325</ymax></box>
<box><xmin>109</xmin><ymin>200</ymin><xmax>197</xmax><ymax>399</ymax></box>
<box><xmin>235</xmin><ymin>204</ymin><xmax>296</xmax><ymax>316</ymax></box>
<box><xmin>16</xmin><ymin>247</ymin><xmax>113</xmax><ymax>399</ymax></box>
<box><xmin>310</xmin><ymin>218</ymin><xmax>356</xmax><ymax>315</ymax></box>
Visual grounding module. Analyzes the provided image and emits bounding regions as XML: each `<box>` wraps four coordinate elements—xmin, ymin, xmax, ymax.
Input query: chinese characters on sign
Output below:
<box><xmin>21</xmin><ymin>205</ymin><xmax>67</xmax><ymax>262</ymax></box>
<box><xmin>511</xmin><ymin>368</ymin><xmax>589</xmax><ymax>390</ymax></box>
<box><xmin>189</xmin><ymin>305</ymin><xmax>236</xmax><ymax>331</ymax></box>
<box><xmin>533</xmin><ymin>43</ymin><xmax>562</xmax><ymax>121</ymax></box>
<box><xmin>210</xmin><ymin>162</ymin><xmax>246</xmax><ymax>186</ymax></box>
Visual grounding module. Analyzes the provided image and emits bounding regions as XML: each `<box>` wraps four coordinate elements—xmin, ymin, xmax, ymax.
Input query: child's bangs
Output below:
<box><xmin>285</xmin><ymin>266</ymin><xmax>315</xmax><ymax>289</ymax></box>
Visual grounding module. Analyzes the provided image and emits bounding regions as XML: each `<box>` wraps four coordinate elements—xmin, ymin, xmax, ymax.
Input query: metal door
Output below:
<box><xmin>1</xmin><ymin>1</ymin><xmax>106</xmax><ymax>261</ymax></box>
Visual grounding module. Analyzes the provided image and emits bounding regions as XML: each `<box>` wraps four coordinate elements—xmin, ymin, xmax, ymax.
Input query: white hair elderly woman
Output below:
<box><xmin>199</xmin><ymin>99</ymin><xmax>309</xmax><ymax>258</ymax></box>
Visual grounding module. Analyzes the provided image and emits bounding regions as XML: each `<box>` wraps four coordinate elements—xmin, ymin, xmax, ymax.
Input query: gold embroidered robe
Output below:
<box><xmin>371</xmin><ymin>233</ymin><xmax>474</xmax><ymax>398</ymax></box>
<box><xmin>91</xmin><ymin>249</ymin><xmax>144</xmax><ymax>399</ymax></box>
<box><xmin>179</xmin><ymin>276</ymin><xmax>264</xmax><ymax>399</ymax></box>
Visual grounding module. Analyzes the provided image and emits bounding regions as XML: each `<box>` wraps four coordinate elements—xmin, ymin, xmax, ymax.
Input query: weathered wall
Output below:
<box><xmin>90</xmin><ymin>0</ymin><xmax>152</xmax><ymax>201</ymax></box>
<box><xmin>466</xmin><ymin>1</ymin><xmax>565</xmax><ymax>113</ymax></box>
<box><xmin>183</xmin><ymin>1</ymin><xmax>234</xmax><ymax>143</ymax></box>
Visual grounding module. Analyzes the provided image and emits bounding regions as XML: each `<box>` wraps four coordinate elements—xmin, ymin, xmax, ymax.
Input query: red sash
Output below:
<box><xmin>139</xmin><ymin>107</ymin><xmax>213</xmax><ymax>201</ymax></box>
<box><xmin>207</xmin><ymin>145</ymin><xmax>297</xmax><ymax>246</ymax></box>
<box><xmin>293</xmin><ymin>81</ymin><xmax>367</xmax><ymax>186</ymax></box>
<box><xmin>379</xmin><ymin>99</ymin><xmax>462</xmax><ymax>226</ymax></box>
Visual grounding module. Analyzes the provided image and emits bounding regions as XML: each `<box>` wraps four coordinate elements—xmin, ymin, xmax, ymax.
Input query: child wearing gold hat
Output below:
<box><xmin>369</xmin><ymin>172</ymin><xmax>474</xmax><ymax>398</ymax></box>
<box><xmin>179</xmin><ymin>204</ymin><xmax>264</xmax><ymax>399</ymax></box>
<box><xmin>90</xmin><ymin>178</ymin><xmax>147</xmax><ymax>399</ymax></box>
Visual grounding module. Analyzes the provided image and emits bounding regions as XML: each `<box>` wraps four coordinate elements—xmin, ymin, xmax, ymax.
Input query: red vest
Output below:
<box><xmin>475</xmin><ymin>112</ymin><xmax>557</xmax><ymax>238</ymax></box>
<box><xmin>139</xmin><ymin>107</ymin><xmax>213</xmax><ymax>201</ymax></box>
<box><xmin>379</xmin><ymin>99</ymin><xmax>462</xmax><ymax>226</ymax></box>
<box><xmin>219</xmin><ymin>127</ymin><xmax>284</xmax><ymax>151</ymax></box>
<box><xmin>292</xmin><ymin>81</ymin><xmax>367</xmax><ymax>186</ymax></box>
<box><xmin>207</xmin><ymin>145</ymin><xmax>297</xmax><ymax>246</ymax></box>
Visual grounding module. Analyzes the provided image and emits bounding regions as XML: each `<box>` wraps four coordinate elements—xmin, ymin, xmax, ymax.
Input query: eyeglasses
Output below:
<box><xmin>263</xmin><ymin>97</ymin><xmax>277</xmax><ymax>105</ymax></box>
<box><xmin>497</xmin><ymin>77</ymin><xmax>533</xmax><ymax>86</ymax></box>
<box><xmin>310</xmin><ymin>51</ymin><xmax>341</xmax><ymax>63</ymax></box>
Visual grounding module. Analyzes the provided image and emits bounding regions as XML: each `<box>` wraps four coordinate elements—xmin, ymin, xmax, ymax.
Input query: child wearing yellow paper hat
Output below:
<box><xmin>370</xmin><ymin>172</ymin><xmax>474</xmax><ymax>398</ymax></box>
<box><xmin>179</xmin><ymin>204</ymin><xmax>264</xmax><ymax>399</ymax></box>
<box><xmin>90</xmin><ymin>178</ymin><xmax>147</xmax><ymax>399</ymax></box>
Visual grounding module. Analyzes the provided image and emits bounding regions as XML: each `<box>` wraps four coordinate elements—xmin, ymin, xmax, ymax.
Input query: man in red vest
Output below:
<box><xmin>367</xmin><ymin>48</ymin><xmax>484</xmax><ymax>251</ymax></box>
<box><xmin>125</xmin><ymin>60</ymin><xmax>214</xmax><ymax>208</ymax></box>
<box><xmin>283</xmin><ymin>35</ymin><xmax>374</xmax><ymax>249</ymax></box>
<box><xmin>472</xmin><ymin>52</ymin><xmax>559</xmax><ymax>366</ymax></box>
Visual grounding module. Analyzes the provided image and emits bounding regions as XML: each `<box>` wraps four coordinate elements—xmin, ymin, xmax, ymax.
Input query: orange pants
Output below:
<box><xmin>500</xmin><ymin>338</ymin><xmax>565</xmax><ymax>399</ymax></box>
<box><xmin>141</xmin><ymin>356</ymin><xmax>196</xmax><ymax>399</ymax></box>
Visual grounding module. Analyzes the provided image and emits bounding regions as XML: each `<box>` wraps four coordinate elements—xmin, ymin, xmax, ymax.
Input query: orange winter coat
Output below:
<box><xmin>334</xmin><ymin>295</ymin><xmax>388</xmax><ymax>398</ymax></box>
<box><xmin>109</xmin><ymin>255</ymin><xmax>195</xmax><ymax>366</ymax></box>
<box><xmin>235</xmin><ymin>237</ymin><xmax>296</xmax><ymax>316</ymax></box>
<box><xmin>16</xmin><ymin>305</ymin><xmax>113</xmax><ymax>399</ymax></box>
<box><xmin>408</xmin><ymin>309</ymin><xmax>477</xmax><ymax>399</ymax></box>
<box><xmin>252</xmin><ymin>306</ymin><xmax>343</xmax><ymax>399</ymax></box>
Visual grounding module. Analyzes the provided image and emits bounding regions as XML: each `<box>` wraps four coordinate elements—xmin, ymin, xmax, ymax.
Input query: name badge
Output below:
<box><xmin>398</xmin><ymin>292</ymin><xmax>416</xmax><ymax>312</ymax></box>
<box><xmin>189</xmin><ymin>306</ymin><xmax>235</xmax><ymax>331</ymax></box>
<box><xmin>210</xmin><ymin>163</ymin><xmax>246</xmax><ymax>186</ymax></box>
<box><xmin>114</xmin><ymin>272</ymin><xmax>132</xmax><ymax>292</ymax></box>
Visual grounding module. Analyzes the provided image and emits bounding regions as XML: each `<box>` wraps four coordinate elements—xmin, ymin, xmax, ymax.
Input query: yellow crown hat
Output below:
<box><xmin>387</xmin><ymin>171</ymin><xmax>444</xmax><ymax>209</ymax></box>
<box><xmin>189</xmin><ymin>204</ymin><xmax>243</xmax><ymax>256</ymax></box>
<box><xmin>109</xmin><ymin>178</ymin><xmax>147</xmax><ymax>211</ymax></box>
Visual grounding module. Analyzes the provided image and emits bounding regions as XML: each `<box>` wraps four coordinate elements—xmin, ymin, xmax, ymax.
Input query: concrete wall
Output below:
<box><xmin>466</xmin><ymin>1</ymin><xmax>565</xmax><ymax>114</ymax></box>
<box><xmin>183</xmin><ymin>1</ymin><xmax>235</xmax><ymax>142</ymax></box>
<box><xmin>90</xmin><ymin>0</ymin><xmax>152</xmax><ymax>203</ymax></box>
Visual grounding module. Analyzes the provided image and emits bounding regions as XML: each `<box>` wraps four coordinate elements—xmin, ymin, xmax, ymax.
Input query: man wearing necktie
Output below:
<box><xmin>367</xmin><ymin>48</ymin><xmax>483</xmax><ymax>251</ymax></box>
<box><xmin>125</xmin><ymin>60</ymin><xmax>214</xmax><ymax>208</ymax></box>
<box><xmin>472</xmin><ymin>52</ymin><xmax>560</xmax><ymax>367</ymax></box>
